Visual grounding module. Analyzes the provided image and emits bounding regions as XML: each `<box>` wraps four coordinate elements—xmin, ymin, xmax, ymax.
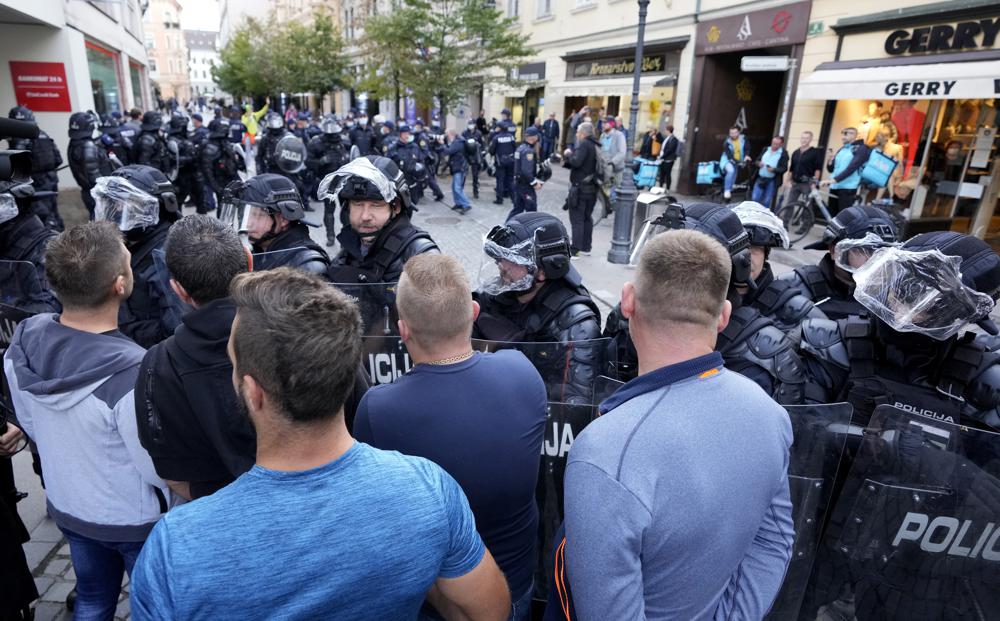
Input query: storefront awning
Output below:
<box><xmin>546</xmin><ymin>77</ymin><xmax>663</xmax><ymax>98</ymax></box>
<box><xmin>797</xmin><ymin>59</ymin><xmax>1000</xmax><ymax>100</ymax></box>
<box><xmin>489</xmin><ymin>80</ymin><xmax>546</xmax><ymax>98</ymax></box>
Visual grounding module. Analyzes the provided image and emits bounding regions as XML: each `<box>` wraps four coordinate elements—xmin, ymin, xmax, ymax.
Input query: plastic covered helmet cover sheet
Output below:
<box><xmin>92</xmin><ymin>176</ymin><xmax>160</xmax><ymax>232</ymax></box>
<box><xmin>317</xmin><ymin>157</ymin><xmax>397</xmax><ymax>210</ymax></box>
<box><xmin>479</xmin><ymin>234</ymin><xmax>536</xmax><ymax>295</ymax></box>
<box><xmin>0</xmin><ymin>194</ymin><xmax>19</xmax><ymax>225</ymax></box>
<box><xmin>832</xmin><ymin>232</ymin><xmax>899</xmax><ymax>274</ymax></box>
<box><xmin>853</xmin><ymin>246</ymin><xmax>996</xmax><ymax>340</ymax></box>
<box><xmin>732</xmin><ymin>200</ymin><xmax>790</xmax><ymax>249</ymax></box>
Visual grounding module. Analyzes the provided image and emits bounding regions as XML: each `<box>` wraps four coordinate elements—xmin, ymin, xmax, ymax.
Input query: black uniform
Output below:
<box><xmin>255</xmin><ymin>126</ymin><xmax>286</xmax><ymax>175</ymax></box>
<box><xmin>329</xmin><ymin>215</ymin><xmax>439</xmax><ymax>284</ymax></box>
<box><xmin>388</xmin><ymin>140</ymin><xmax>427</xmax><ymax>205</ymax></box>
<box><xmin>417</xmin><ymin>129</ymin><xmax>445</xmax><ymax>201</ymax></box>
<box><xmin>348</xmin><ymin>125</ymin><xmax>376</xmax><ymax>157</ymax></box>
<box><xmin>563</xmin><ymin>135</ymin><xmax>600</xmax><ymax>254</ymax></box>
<box><xmin>306</xmin><ymin>133</ymin><xmax>350</xmax><ymax>243</ymax></box>
<box><xmin>461</xmin><ymin>126</ymin><xmax>485</xmax><ymax>198</ymax></box>
<box><xmin>199</xmin><ymin>136</ymin><xmax>241</xmax><ymax>214</ymax></box>
<box><xmin>68</xmin><ymin>137</ymin><xmax>113</xmax><ymax>219</ymax></box>
<box><xmin>510</xmin><ymin>140</ymin><xmax>539</xmax><ymax>220</ymax></box>
<box><xmin>99</xmin><ymin>122</ymin><xmax>131</xmax><ymax>169</ymax></box>
<box><xmin>488</xmin><ymin>125</ymin><xmax>516</xmax><ymax>204</ymax></box>
<box><xmin>8</xmin><ymin>131</ymin><xmax>63</xmax><ymax>230</ymax></box>
<box><xmin>746</xmin><ymin>262</ymin><xmax>828</xmax><ymax>331</ymax></box>
<box><xmin>0</xmin><ymin>210</ymin><xmax>60</xmax><ymax>313</ymax></box>
<box><xmin>120</xmin><ymin>221</ymin><xmax>178</xmax><ymax>348</ymax></box>
<box><xmin>253</xmin><ymin>223</ymin><xmax>330</xmax><ymax>276</ymax></box>
<box><xmin>131</xmin><ymin>129</ymin><xmax>171</xmax><ymax>174</ymax></box>
<box><xmin>166</xmin><ymin>128</ymin><xmax>203</xmax><ymax>209</ymax></box>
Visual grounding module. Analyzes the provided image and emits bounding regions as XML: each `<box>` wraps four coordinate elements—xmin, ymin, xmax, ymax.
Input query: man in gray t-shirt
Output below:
<box><xmin>563</xmin><ymin>230</ymin><xmax>793</xmax><ymax>620</ymax></box>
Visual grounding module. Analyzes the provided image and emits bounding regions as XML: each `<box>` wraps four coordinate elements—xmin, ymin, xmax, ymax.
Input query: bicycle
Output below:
<box><xmin>704</xmin><ymin>161</ymin><xmax>755</xmax><ymax>204</ymax></box>
<box><xmin>776</xmin><ymin>180</ymin><xmax>837</xmax><ymax>244</ymax></box>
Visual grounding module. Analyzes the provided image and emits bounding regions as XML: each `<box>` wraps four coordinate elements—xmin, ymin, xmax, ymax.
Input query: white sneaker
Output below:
<box><xmin>580</xmin><ymin>251</ymin><xmax>592</xmax><ymax>256</ymax></box>
<box><xmin>723</xmin><ymin>190</ymin><xmax>732</xmax><ymax>199</ymax></box>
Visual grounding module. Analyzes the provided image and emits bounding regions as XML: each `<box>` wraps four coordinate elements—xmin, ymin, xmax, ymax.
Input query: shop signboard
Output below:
<box><xmin>741</xmin><ymin>56</ymin><xmax>790</xmax><ymax>71</ymax></box>
<box><xmin>696</xmin><ymin>1</ymin><xmax>811</xmax><ymax>55</ymax></box>
<box><xmin>884</xmin><ymin>18</ymin><xmax>1000</xmax><ymax>56</ymax></box>
<box><xmin>8</xmin><ymin>61</ymin><xmax>72</xmax><ymax>112</ymax></box>
<box><xmin>566</xmin><ymin>51</ymin><xmax>677</xmax><ymax>80</ymax></box>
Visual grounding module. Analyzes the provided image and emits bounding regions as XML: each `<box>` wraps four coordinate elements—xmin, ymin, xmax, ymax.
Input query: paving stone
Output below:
<box><xmin>33</xmin><ymin>576</ymin><xmax>54</xmax><ymax>598</ymax></box>
<box><xmin>115</xmin><ymin>596</ymin><xmax>131</xmax><ymax>618</ymax></box>
<box><xmin>31</xmin><ymin>602</ymin><xmax>71</xmax><ymax>621</ymax></box>
<box><xmin>64</xmin><ymin>566</ymin><xmax>75</xmax><ymax>582</ymax></box>
<box><xmin>42</xmin><ymin>557</ymin><xmax>70</xmax><ymax>576</ymax></box>
<box><xmin>39</xmin><ymin>580</ymin><xmax>74</xmax><ymax>603</ymax></box>
<box><xmin>30</xmin><ymin>518</ymin><xmax>63</xmax><ymax>543</ymax></box>
<box><xmin>23</xmin><ymin>540</ymin><xmax>58</xmax><ymax>573</ymax></box>
<box><xmin>57</xmin><ymin>543</ymin><xmax>71</xmax><ymax>557</ymax></box>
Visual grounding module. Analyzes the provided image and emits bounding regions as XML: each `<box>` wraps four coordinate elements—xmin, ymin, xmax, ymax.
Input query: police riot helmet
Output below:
<box><xmin>853</xmin><ymin>231</ymin><xmax>1000</xmax><ymax>340</ymax></box>
<box><xmin>264</xmin><ymin>111</ymin><xmax>285</xmax><ymax>130</ymax></box>
<box><xmin>167</xmin><ymin>113</ymin><xmax>188</xmax><ymax>135</ymax></box>
<box><xmin>317</xmin><ymin>155</ymin><xmax>412</xmax><ymax>214</ymax></box>
<box><xmin>141</xmin><ymin>111</ymin><xmax>163</xmax><ymax>131</ymax></box>
<box><xmin>321</xmin><ymin>115</ymin><xmax>342</xmax><ymax>135</ymax></box>
<box><xmin>804</xmin><ymin>205</ymin><xmax>898</xmax><ymax>250</ymax></box>
<box><xmin>484</xmin><ymin>212</ymin><xmax>572</xmax><ymax>288</ymax></box>
<box><xmin>732</xmin><ymin>201</ymin><xmax>790</xmax><ymax>249</ymax></box>
<box><xmin>99</xmin><ymin>114</ymin><xmax>118</xmax><ymax>130</ymax></box>
<box><xmin>208</xmin><ymin>117</ymin><xmax>230</xmax><ymax>138</ymax></box>
<box><xmin>92</xmin><ymin>165</ymin><xmax>178</xmax><ymax>232</ymax></box>
<box><xmin>8</xmin><ymin>106</ymin><xmax>34</xmax><ymax>122</ymax></box>
<box><xmin>235</xmin><ymin>174</ymin><xmax>306</xmax><ymax>221</ymax></box>
<box><xmin>68</xmin><ymin>112</ymin><xmax>96</xmax><ymax>139</ymax></box>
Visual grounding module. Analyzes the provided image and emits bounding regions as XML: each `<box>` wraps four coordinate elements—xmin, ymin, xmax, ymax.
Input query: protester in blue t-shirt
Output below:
<box><xmin>354</xmin><ymin>254</ymin><xmax>547</xmax><ymax>621</ymax></box>
<box><xmin>130</xmin><ymin>268</ymin><xmax>511</xmax><ymax>621</ymax></box>
<box><xmin>750</xmin><ymin>136</ymin><xmax>789</xmax><ymax>211</ymax></box>
<box><xmin>821</xmin><ymin>126</ymin><xmax>869</xmax><ymax>216</ymax></box>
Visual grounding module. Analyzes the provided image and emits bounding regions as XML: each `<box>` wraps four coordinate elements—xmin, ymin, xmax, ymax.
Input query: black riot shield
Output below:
<box><xmin>275</xmin><ymin>134</ymin><xmax>307</xmax><ymax>174</ymax></box>
<box><xmin>801</xmin><ymin>405</ymin><xmax>1000</xmax><ymax>620</ymax></box>
<box><xmin>766</xmin><ymin>403</ymin><xmax>853</xmax><ymax>621</ymax></box>
<box><xmin>328</xmin><ymin>281</ymin><xmax>400</xmax><ymax>338</ymax></box>
<box><xmin>0</xmin><ymin>260</ymin><xmax>58</xmax><ymax>349</ymax></box>
<box><xmin>251</xmin><ymin>247</ymin><xmax>314</xmax><ymax>273</ymax></box>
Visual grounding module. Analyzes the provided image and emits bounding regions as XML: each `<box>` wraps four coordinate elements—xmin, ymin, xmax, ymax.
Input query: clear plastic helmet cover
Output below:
<box><xmin>853</xmin><ymin>246</ymin><xmax>996</xmax><ymax>341</ymax></box>
<box><xmin>92</xmin><ymin>176</ymin><xmax>160</xmax><ymax>232</ymax></box>
<box><xmin>832</xmin><ymin>232</ymin><xmax>900</xmax><ymax>274</ymax></box>
<box><xmin>479</xmin><ymin>233</ymin><xmax>536</xmax><ymax>295</ymax></box>
<box><xmin>0</xmin><ymin>194</ymin><xmax>18</xmax><ymax>225</ymax></box>
<box><xmin>316</xmin><ymin>158</ymin><xmax>397</xmax><ymax>209</ymax></box>
<box><xmin>731</xmin><ymin>201</ymin><xmax>789</xmax><ymax>249</ymax></box>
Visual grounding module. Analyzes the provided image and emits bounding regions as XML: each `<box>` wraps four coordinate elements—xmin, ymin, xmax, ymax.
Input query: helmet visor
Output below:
<box><xmin>853</xmin><ymin>247</ymin><xmax>996</xmax><ymax>341</ymax></box>
<box><xmin>832</xmin><ymin>232</ymin><xmax>898</xmax><ymax>274</ymax></box>
<box><xmin>317</xmin><ymin>157</ymin><xmax>397</xmax><ymax>207</ymax></box>
<box><xmin>732</xmin><ymin>201</ymin><xmax>789</xmax><ymax>249</ymax></box>
<box><xmin>479</xmin><ymin>232</ymin><xmax>536</xmax><ymax>295</ymax></box>
<box><xmin>92</xmin><ymin>176</ymin><xmax>160</xmax><ymax>231</ymax></box>
<box><xmin>0</xmin><ymin>194</ymin><xmax>18</xmax><ymax>225</ymax></box>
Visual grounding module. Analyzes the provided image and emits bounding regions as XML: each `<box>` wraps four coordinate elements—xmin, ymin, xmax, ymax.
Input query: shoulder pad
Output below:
<box><xmin>405</xmin><ymin>236</ymin><xmax>440</xmax><ymax>259</ymax></box>
<box><xmin>967</xmin><ymin>354</ymin><xmax>1000</xmax><ymax>412</ymax></box>
<box><xmin>559</xmin><ymin>302</ymin><xmax>599</xmax><ymax>332</ymax></box>
<box><xmin>799</xmin><ymin>317</ymin><xmax>849</xmax><ymax>370</ymax></box>
<box><xmin>747</xmin><ymin>324</ymin><xmax>793</xmax><ymax>359</ymax></box>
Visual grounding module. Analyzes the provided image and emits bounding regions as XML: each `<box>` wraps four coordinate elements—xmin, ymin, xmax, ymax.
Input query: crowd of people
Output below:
<box><xmin>1</xmin><ymin>99</ymin><xmax>1000</xmax><ymax>621</ymax></box>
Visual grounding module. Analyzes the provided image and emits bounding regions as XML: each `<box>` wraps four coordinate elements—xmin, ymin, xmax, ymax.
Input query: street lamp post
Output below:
<box><xmin>607</xmin><ymin>0</ymin><xmax>650</xmax><ymax>264</ymax></box>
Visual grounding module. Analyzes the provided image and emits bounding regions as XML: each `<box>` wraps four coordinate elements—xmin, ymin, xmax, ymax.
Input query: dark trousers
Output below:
<box><xmin>81</xmin><ymin>188</ymin><xmax>96</xmax><ymax>220</ymax></box>
<box><xmin>506</xmin><ymin>184</ymin><xmax>537</xmax><ymax>221</ymax></box>
<box><xmin>324</xmin><ymin>199</ymin><xmax>337</xmax><ymax>242</ymax></box>
<box><xmin>569</xmin><ymin>188</ymin><xmax>597</xmax><ymax>253</ymax></box>
<box><xmin>541</xmin><ymin>138</ymin><xmax>554</xmax><ymax>160</ymax></box>
<box><xmin>495</xmin><ymin>162</ymin><xmax>514</xmax><ymax>201</ymax></box>
<box><xmin>426</xmin><ymin>171</ymin><xmax>445</xmax><ymax>200</ymax></box>
<box><xmin>828</xmin><ymin>187</ymin><xmax>857</xmax><ymax>217</ymax></box>
<box><xmin>469</xmin><ymin>163</ymin><xmax>481</xmax><ymax>197</ymax></box>
<box><xmin>175</xmin><ymin>171</ymin><xmax>203</xmax><ymax>210</ymax></box>
<box><xmin>658</xmin><ymin>159</ymin><xmax>675</xmax><ymax>189</ymax></box>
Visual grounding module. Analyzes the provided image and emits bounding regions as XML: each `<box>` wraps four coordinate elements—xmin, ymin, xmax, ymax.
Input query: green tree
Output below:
<box><xmin>361</xmin><ymin>0</ymin><xmax>534</xmax><ymax>117</ymax></box>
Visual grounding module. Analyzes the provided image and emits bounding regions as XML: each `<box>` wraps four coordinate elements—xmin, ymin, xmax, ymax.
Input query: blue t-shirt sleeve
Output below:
<box><xmin>438</xmin><ymin>468</ymin><xmax>486</xmax><ymax>579</ymax></box>
<box><xmin>352</xmin><ymin>392</ymin><xmax>374</xmax><ymax>443</ymax></box>
<box><xmin>130</xmin><ymin>519</ymin><xmax>174</xmax><ymax>620</ymax></box>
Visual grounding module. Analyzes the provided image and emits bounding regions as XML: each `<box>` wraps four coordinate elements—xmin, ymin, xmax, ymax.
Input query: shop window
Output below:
<box><xmin>86</xmin><ymin>41</ymin><xmax>123</xmax><ymax>116</ymax></box>
<box><xmin>129</xmin><ymin>62</ymin><xmax>144</xmax><ymax>109</ymax></box>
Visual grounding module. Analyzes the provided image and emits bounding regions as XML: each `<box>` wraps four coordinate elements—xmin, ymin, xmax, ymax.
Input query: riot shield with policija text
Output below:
<box><xmin>0</xmin><ymin>260</ymin><xmax>58</xmax><ymax>349</ymax></box>
<box><xmin>800</xmin><ymin>405</ymin><xmax>1000</xmax><ymax>620</ymax></box>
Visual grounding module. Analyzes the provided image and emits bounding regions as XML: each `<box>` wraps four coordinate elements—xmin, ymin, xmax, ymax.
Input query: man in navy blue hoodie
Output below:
<box><xmin>4</xmin><ymin>222</ymin><xmax>172</xmax><ymax>619</ymax></box>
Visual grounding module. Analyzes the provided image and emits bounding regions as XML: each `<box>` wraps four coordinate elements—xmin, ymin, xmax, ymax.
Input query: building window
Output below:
<box><xmin>129</xmin><ymin>61</ymin><xmax>144</xmax><ymax>109</ymax></box>
<box><xmin>149</xmin><ymin>58</ymin><xmax>157</xmax><ymax>72</ymax></box>
<box><xmin>86</xmin><ymin>41</ymin><xmax>124</xmax><ymax>115</ymax></box>
<box><xmin>166</xmin><ymin>36</ymin><xmax>171</xmax><ymax>49</ymax></box>
<box><xmin>536</xmin><ymin>0</ymin><xmax>551</xmax><ymax>17</ymax></box>
<box><xmin>573</xmin><ymin>0</ymin><xmax>595</xmax><ymax>8</ymax></box>
<box><xmin>507</xmin><ymin>0</ymin><xmax>519</xmax><ymax>17</ymax></box>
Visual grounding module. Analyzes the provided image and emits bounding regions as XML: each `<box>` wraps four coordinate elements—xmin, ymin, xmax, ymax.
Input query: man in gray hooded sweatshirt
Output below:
<box><xmin>3</xmin><ymin>222</ymin><xmax>171</xmax><ymax>620</ymax></box>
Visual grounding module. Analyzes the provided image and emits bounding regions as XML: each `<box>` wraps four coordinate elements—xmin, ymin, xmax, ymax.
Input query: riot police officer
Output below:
<box><xmin>461</xmin><ymin>120</ymin><xmax>485</xmax><ymax>199</ymax></box>
<box><xmin>319</xmin><ymin>155</ymin><xmax>439</xmax><ymax>284</ymax></box>
<box><xmin>509</xmin><ymin>126</ymin><xmax>544</xmax><ymax>221</ymax></box>
<box><xmin>781</xmin><ymin>205</ymin><xmax>899</xmax><ymax>320</ymax></box>
<box><xmin>130</xmin><ymin>111</ymin><xmax>171</xmax><ymax>174</ymax></box>
<box><xmin>488</xmin><ymin>120</ymin><xmax>516</xmax><ymax>205</ymax></box>
<box><xmin>474</xmin><ymin>212</ymin><xmax>602</xmax><ymax>405</ymax></box>
<box><xmin>92</xmin><ymin>165</ymin><xmax>181</xmax><ymax>348</ymax></box>
<box><xmin>99</xmin><ymin>113</ymin><xmax>131</xmax><ymax>168</ymax></box>
<box><xmin>165</xmin><ymin>113</ymin><xmax>203</xmax><ymax>209</ymax></box>
<box><xmin>388</xmin><ymin>124</ymin><xmax>429</xmax><ymax>206</ymax></box>
<box><xmin>798</xmin><ymin>231</ymin><xmax>1000</xmax><ymax>430</ymax></box>
<box><xmin>376</xmin><ymin>119</ymin><xmax>397</xmax><ymax>156</ymax></box>
<box><xmin>255</xmin><ymin>111</ymin><xmax>288</xmax><ymax>175</ymax></box>
<box><xmin>0</xmin><ymin>172</ymin><xmax>60</xmax><ymax>312</ymax></box>
<box><xmin>67</xmin><ymin>112</ymin><xmax>114</xmax><ymax>219</ymax></box>
<box><xmin>7</xmin><ymin>106</ymin><xmax>64</xmax><ymax>230</ymax></box>
<box><xmin>414</xmin><ymin>120</ymin><xmax>446</xmax><ymax>202</ymax></box>
<box><xmin>306</xmin><ymin>116</ymin><xmax>350</xmax><ymax>246</ymax></box>
<box><xmin>199</xmin><ymin>118</ymin><xmax>243</xmax><ymax>214</ymax></box>
<box><xmin>190</xmin><ymin>113</ymin><xmax>209</xmax><ymax>145</ymax></box>
<box><xmin>348</xmin><ymin>113</ymin><xmax>376</xmax><ymax>157</ymax></box>
<box><xmin>732</xmin><ymin>200</ymin><xmax>828</xmax><ymax>331</ymax></box>
<box><xmin>224</xmin><ymin>174</ymin><xmax>329</xmax><ymax>275</ymax></box>
<box><xmin>226</xmin><ymin>105</ymin><xmax>245</xmax><ymax>146</ymax></box>
<box><xmin>119</xmin><ymin>108</ymin><xmax>142</xmax><ymax>147</ymax></box>
<box><xmin>603</xmin><ymin>202</ymin><xmax>809</xmax><ymax>404</ymax></box>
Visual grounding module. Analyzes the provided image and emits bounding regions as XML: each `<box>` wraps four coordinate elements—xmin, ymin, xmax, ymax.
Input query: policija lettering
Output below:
<box><xmin>884</xmin><ymin>80</ymin><xmax>956</xmax><ymax>97</ymax></box>
<box><xmin>893</xmin><ymin>512</ymin><xmax>1000</xmax><ymax>561</ymax></box>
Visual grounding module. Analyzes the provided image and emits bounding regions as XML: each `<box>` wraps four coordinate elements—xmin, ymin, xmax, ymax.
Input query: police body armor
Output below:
<box><xmin>748</xmin><ymin>264</ymin><xmax>828</xmax><ymax>332</ymax></box>
<box><xmin>800</xmin><ymin>315</ymin><xmax>1000</xmax><ymax>432</ymax></box>
<box><xmin>200</xmin><ymin>139</ymin><xmax>240</xmax><ymax>194</ymax></box>
<box><xmin>253</xmin><ymin>224</ymin><xmax>329</xmax><ymax>277</ymax></box>
<box><xmin>329</xmin><ymin>218</ymin><xmax>438</xmax><ymax>285</ymax></box>
<box><xmin>119</xmin><ymin>222</ymin><xmax>175</xmax><ymax>349</ymax></box>
<box><xmin>785</xmin><ymin>256</ymin><xmax>865</xmax><ymax>321</ymax></box>
<box><xmin>306</xmin><ymin>135</ymin><xmax>349</xmax><ymax>179</ymax></box>
<box><xmin>68</xmin><ymin>139</ymin><xmax>113</xmax><ymax>189</ymax></box>
<box><xmin>9</xmin><ymin>131</ymin><xmax>62</xmax><ymax>188</ymax></box>
<box><xmin>131</xmin><ymin>132</ymin><xmax>171</xmax><ymax>175</ymax></box>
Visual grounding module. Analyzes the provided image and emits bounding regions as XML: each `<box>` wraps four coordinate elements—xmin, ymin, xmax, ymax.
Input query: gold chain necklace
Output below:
<box><xmin>424</xmin><ymin>350</ymin><xmax>475</xmax><ymax>366</ymax></box>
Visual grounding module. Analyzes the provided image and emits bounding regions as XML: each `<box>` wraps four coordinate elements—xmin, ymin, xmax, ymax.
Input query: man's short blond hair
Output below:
<box><xmin>634</xmin><ymin>230</ymin><xmax>731</xmax><ymax>328</ymax></box>
<box><xmin>397</xmin><ymin>254</ymin><xmax>474</xmax><ymax>347</ymax></box>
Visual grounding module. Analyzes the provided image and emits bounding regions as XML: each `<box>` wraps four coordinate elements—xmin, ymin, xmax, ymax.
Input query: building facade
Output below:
<box><xmin>145</xmin><ymin>0</ymin><xmax>191</xmax><ymax>103</ymax></box>
<box><xmin>790</xmin><ymin>0</ymin><xmax>1000</xmax><ymax>249</ymax></box>
<box><xmin>185</xmin><ymin>30</ymin><xmax>221</xmax><ymax>100</ymax></box>
<box><xmin>0</xmin><ymin>0</ymin><xmax>151</xmax><ymax>190</ymax></box>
